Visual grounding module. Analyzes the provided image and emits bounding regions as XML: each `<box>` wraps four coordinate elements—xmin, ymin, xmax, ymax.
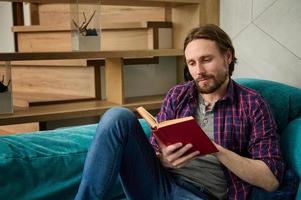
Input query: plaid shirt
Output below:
<box><xmin>150</xmin><ymin>79</ymin><xmax>285</xmax><ymax>200</ymax></box>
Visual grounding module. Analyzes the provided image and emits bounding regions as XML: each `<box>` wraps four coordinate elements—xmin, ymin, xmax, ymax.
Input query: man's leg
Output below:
<box><xmin>75</xmin><ymin>107</ymin><xmax>173</xmax><ymax>200</ymax></box>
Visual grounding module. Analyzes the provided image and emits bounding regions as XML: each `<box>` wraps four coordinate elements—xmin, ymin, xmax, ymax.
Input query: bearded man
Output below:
<box><xmin>75</xmin><ymin>24</ymin><xmax>285</xmax><ymax>200</ymax></box>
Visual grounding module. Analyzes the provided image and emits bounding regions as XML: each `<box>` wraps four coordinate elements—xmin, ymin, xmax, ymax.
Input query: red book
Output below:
<box><xmin>136</xmin><ymin>106</ymin><xmax>218</xmax><ymax>155</ymax></box>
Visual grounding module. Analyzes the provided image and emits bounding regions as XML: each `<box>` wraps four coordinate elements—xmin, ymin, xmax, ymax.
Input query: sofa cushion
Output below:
<box><xmin>236</xmin><ymin>79</ymin><xmax>301</xmax><ymax>133</ymax></box>
<box><xmin>0</xmin><ymin>119</ymin><xmax>151</xmax><ymax>200</ymax></box>
<box><xmin>0</xmin><ymin>124</ymin><xmax>97</xmax><ymax>200</ymax></box>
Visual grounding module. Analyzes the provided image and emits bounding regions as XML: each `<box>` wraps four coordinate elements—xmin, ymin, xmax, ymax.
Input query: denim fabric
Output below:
<box><xmin>75</xmin><ymin>107</ymin><xmax>209</xmax><ymax>200</ymax></box>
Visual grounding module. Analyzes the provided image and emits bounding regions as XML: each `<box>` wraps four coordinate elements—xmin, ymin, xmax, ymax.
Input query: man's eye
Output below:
<box><xmin>203</xmin><ymin>58</ymin><xmax>211</xmax><ymax>62</ymax></box>
<box><xmin>188</xmin><ymin>62</ymin><xmax>195</xmax><ymax>66</ymax></box>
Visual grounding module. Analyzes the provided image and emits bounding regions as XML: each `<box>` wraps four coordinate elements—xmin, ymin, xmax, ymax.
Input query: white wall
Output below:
<box><xmin>220</xmin><ymin>0</ymin><xmax>301</xmax><ymax>88</ymax></box>
<box><xmin>0</xmin><ymin>2</ymin><xmax>14</xmax><ymax>52</ymax></box>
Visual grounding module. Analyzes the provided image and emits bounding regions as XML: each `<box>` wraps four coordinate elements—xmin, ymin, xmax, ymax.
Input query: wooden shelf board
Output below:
<box><xmin>12</xmin><ymin>21</ymin><xmax>172</xmax><ymax>33</ymax></box>
<box><xmin>4</xmin><ymin>0</ymin><xmax>200</xmax><ymax>7</ymax></box>
<box><xmin>0</xmin><ymin>95</ymin><xmax>164</xmax><ymax>125</ymax></box>
<box><xmin>1</xmin><ymin>57</ymin><xmax>158</xmax><ymax>67</ymax></box>
<box><xmin>14</xmin><ymin>91</ymin><xmax>93</xmax><ymax>104</ymax></box>
<box><xmin>10</xmin><ymin>59</ymin><xmax>91</xmax><ymax>67</ymax></box>
<box><xmin>0</xmin><ymin>49</ymin><xmax>183</xmax><ymax>61</ymax></box>
<box><xmin>0</xmin><ymin>100</ymin><xmax>117</xmax><ymax>125</ymax></box>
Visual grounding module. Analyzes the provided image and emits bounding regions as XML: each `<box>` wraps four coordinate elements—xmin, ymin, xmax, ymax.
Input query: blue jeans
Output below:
<box><xmin>75</xmin><ymin>107</ymin><xmax>210</xmax><ymax>200</ymax></box>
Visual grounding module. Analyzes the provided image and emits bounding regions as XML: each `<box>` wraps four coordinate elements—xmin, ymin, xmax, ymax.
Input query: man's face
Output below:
<box><xmin>185</xmin><ymin>39</ymin><xmax>232</xmax><ymax>94</ymax></box>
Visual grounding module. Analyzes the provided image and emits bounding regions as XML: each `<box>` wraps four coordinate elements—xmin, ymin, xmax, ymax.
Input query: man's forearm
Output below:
<box><xmin>214</xmin><ymin>145</ymin><xmax>279</xmax><ymax>192</ymax></box>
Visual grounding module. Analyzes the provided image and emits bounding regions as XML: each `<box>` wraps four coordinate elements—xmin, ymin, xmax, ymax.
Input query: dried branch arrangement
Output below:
<box><xmin>72</xmin><ymin>10</ymin><xmax>98</xmax><ymax>36</ymax></box>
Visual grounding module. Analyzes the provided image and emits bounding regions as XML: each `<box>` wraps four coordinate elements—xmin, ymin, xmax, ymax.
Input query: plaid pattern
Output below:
<box><xmin>150</xmin><ymin>79</ymin><xmax>285</xmax><ymax>200</ymax></box>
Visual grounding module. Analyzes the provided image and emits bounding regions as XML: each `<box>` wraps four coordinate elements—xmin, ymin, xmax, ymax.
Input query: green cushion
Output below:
<box><xmin>236</xmin><ymin>79</ymin><xmax>301</xmax><ymax>133</ymax></box>
<box><xmin>0</xmin><ymin>124</ymin><xmax>97</xmax><ymax>200</ymax></box>
<box><xmin>0</xmin><ymin>119</ymin><xmax>151</xmax><ymax>200</ymax></box>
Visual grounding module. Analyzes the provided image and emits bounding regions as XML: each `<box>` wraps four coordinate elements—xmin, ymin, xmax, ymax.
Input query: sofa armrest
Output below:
<box><xmin>281</xmin><ymin>118</ymin><xmax>301</xmax><ymax>199</ymax></box>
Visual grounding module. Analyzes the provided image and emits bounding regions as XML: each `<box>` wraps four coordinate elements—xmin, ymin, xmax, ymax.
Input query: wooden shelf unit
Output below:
<box><xmin>0</xmin><ymin>49</ymin><xmax>182</xmax><ymax>126</ymax></box>
<box><xmin>0</xmin><ymin>0</ymin><xmax>219</xmax><ymax>132</ymax></box>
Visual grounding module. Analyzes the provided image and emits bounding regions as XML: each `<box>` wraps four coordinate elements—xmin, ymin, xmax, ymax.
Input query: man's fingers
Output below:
<box><xmin>165</xmin><ymin>143</ymin><xmax>195</xmax><ymax>163</ymax></box>
<box><xmin>158</xmin><ymin>143</ymin><xmax>200</xmax><ymax>169</ymax></box>
<box><xmin>172</xmin><ymin>150</ymin><xmax>200</xmax><ymax>168</ymax></box>
<box><xmin>167</xmin><ymin>143</ymin><xmax>192</xmax><ymax>159</ymax></box>
<box><xmin>164</xmin><ymin>142</ymin><xmax>183</xmax><ymax>155</ymax></box>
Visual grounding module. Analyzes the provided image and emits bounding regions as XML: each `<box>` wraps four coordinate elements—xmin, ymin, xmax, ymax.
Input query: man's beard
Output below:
<box><xmin>194</xmin><ymin>70</ymin><xmax>228</xmax><ymax>94</ymax></box>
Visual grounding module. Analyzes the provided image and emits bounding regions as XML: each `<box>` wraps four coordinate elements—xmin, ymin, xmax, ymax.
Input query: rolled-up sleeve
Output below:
<box><xmin>248</xmin><ymin>97</ymin><xmax>285</xmax><ymax>183</ymax></box>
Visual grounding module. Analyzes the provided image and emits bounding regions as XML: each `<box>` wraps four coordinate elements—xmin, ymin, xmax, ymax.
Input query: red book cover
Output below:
<box><xmin>136</xmin><ymin>106</ymin><xmax>218</xmax><ymax>155</ymax></box>
<box><xmin>153</xmin><ymin>117</ymin><xmax>218</xmax><ymax>155</ymax></box>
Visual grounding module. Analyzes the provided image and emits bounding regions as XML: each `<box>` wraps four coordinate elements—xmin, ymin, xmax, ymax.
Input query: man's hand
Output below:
<box><xmin>156</xmin><ymin>138</ymin><xmax>200</xmax><ymax>169</ymax></box>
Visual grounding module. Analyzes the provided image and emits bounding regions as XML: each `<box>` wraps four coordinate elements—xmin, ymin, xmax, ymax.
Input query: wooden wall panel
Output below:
<box><xmin>101</xmin><ymin>29</ymin><xmax>149</xmax><ymax>50</ymax></box>
<box><xmin>0</xmin><ymin>123</ymin><xmax>39</xmax><ymax>135</ymax></box>
<box><xmin>12</xmin><ymin>66</ymin><xmax>95</xmax><ymax>97</ymax></box>
<box><xmin>17</xmin><ymin>32</ymin><xmax>72</xmax><ymax>52</ymax></box>
<box><xmin>38</xmin><ymin>4</ymin><xmax>166</xmax><ymax>26</ymax></box>
<box><xmin>101</xmin><ymin>6</ymin><xmax>166</xmax><ymax>23</ymax></box>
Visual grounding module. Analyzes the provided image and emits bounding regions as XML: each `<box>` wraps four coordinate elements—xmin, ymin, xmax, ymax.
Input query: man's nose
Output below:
<box><xmin>195</xmin><ymin>63</ymin><xmax>206</xmax><ymax>74</ymax></box>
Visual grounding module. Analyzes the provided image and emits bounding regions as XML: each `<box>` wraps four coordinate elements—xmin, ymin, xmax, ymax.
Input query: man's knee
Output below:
<box><xmin>98</xmin><ymin>107</ymin><xmax>138</xmax><ymax>135</ymax></box>
<box><xmin>96</xmin><ymin>107</ymin><xmax>140</xmax><ymax>141</ymax></box>
<box><xmin>101</xmin><ymin>107</ymin><xmax>136</xmax><ymax>123</ymax></box>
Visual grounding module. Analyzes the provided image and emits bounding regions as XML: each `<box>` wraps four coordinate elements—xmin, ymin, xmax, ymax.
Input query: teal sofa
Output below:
<box><xmin>0</xmin><ymin>79</ymin><xmax>301</xmax><ymax>200</ymax></box>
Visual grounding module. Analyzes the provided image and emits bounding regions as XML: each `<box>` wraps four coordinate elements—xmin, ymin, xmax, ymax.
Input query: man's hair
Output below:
<box><xmin>184</xmin><ymin>24</ymin><xmax>237</xmax><ymax>76</ymax></box>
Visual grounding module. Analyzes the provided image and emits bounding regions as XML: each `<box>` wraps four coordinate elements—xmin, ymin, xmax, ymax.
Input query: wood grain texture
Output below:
<box><xmin>0</xmin><ymin>123</ymin><xmax>39</xmax><ymax>135</ymax></box>
<box><xmin>105</xmin><ymin>57</ymin><xmax>124</xmax><ymax>104</ymax></box>
<box><xmin>37</xmin><ymin>4</ymin><xmax>166</xmax><ymax>27</ymax></box>
<box><xmin>11</xmin><ymin>66</ymin><xmax>96</xmax><ymax>97</ymax></box>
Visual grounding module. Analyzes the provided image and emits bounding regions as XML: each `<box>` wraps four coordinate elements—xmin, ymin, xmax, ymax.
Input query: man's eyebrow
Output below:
<box><xmin>185</xmin><ymin>58</ymin><xmax>195</xmax><ymax>63</ymax></box>
<box><xmin>200</xmin><ymin>54</ymin><xmax>212</xmax><ymax>58</ymax></box>
<box><xmin>186</xmin><ymin>54</ymin><xmax>212</xmax><ymax>61</ymax></box>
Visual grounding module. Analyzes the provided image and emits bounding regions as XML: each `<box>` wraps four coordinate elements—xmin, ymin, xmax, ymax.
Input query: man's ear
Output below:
<box><xmin>225</xmin><ymin>49</ymin><xmax>232</xmax><ymax>65</ymax></box>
